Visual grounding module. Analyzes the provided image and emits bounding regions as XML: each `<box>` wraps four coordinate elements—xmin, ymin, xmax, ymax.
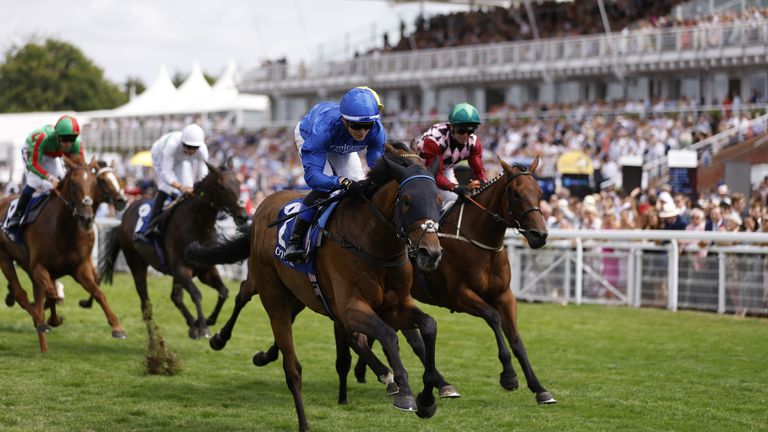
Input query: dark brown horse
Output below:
<box><xmin>355</xmin><ymin>156</ymin><xmax>556</xmax><ymax>404</ymax></box>
<box><xmin>98</xmin><ymin>163</ymin><xmax>246</xmax><ymax>339</ymax></box>
<box><xmin>188</xmin><ymin>154</ymin><xmax>444</xmax><ymax>431</ymax></box>
<box><xmin>0</xmin><ymin>157</ymin><xmax>125</xmax><ymax>352</ymax></box>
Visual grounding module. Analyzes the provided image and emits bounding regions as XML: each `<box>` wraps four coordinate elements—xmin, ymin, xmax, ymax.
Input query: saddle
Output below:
<box><xmin>2</xmin><ymin>193</ymin><xmax>53</xmax><ymax>243</ymax></box>
<box><xmin>274</xmin><ymin>199</ymin><xmax>339</xmax><ymax>274</ymax></box>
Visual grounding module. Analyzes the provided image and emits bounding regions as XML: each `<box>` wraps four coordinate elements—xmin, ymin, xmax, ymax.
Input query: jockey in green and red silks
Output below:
<box><xmin>5</xmin><ymin>115</ymin><xmax>84</xmax><ymax>230</ymax></box>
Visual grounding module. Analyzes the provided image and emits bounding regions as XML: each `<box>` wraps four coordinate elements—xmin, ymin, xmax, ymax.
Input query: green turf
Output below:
<box><xmin>0</xmin><ymin>273</ymin><xmax>766</xmax><ymax>432</ymax></box>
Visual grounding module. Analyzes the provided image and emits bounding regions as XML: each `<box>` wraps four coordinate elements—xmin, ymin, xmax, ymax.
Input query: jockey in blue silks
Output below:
<box><xmin>283</xmin><ymin>87</ymin><xmax>386</xmax><ymax>262</ymax></box>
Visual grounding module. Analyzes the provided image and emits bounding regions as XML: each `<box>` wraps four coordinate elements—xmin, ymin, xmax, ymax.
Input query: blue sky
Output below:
<box><xmin>1</xmin><ymin>0</ymin><xmax>468</xmax><ymax>85</ymax></box>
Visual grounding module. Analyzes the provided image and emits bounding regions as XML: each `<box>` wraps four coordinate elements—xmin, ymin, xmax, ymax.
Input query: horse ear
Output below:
<box><xmin>63</xmin><ymin>156</ymin><xmax>78</xmax><ymax>171</ymax></box>
<box><xmin>383</xmin><ymin>156</ymin><xmax>408</xmax><ymax>181</ymax></box>
<box><xmin>530</xmin><ymin>155</ymin><xmax>540</xmax><ymax>175</ymax></box>
<box><xmin>428</xmin><ymin>157</ymin><xmax>440</xmax><ymax>178</ymax></box>
<box><xmin>206</xmin><ymin>162</ymin><xmax>220</xmax><ymax>177</ymax></box>
<box><xmin>497</xmin><ymin>156</ymin><xmax>513</xmax><ymax>175</ymax></box>
<box><xmin>384</xmin><ymin>142</ymin><xmax>396</xmax><ymax>156</ymax></box>
<box><xmin>89</xmin><ymin>156</ymin><xmax>99</xmax><ymax>171</ymax></box>
<box><xmin>110</xmin><ymin>159</ymin><xmax>116</xmax><ymax>168</ymax></box>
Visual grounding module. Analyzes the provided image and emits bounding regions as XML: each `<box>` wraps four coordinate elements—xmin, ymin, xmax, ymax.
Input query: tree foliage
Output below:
<box><xmin>0</xmin><ymin>37</ymin><xmax>127</xmax><ymax>113</ymax></box>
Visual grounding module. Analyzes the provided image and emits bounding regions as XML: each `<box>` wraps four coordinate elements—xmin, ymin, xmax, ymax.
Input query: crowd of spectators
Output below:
<box><xmin>381</xmin><ymin>0</ymin><xmax>698</xmax><ymax>53</ymax></box>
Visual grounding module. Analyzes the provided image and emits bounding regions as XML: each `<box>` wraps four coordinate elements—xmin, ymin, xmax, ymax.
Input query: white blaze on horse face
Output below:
<box><xmin>106</xmin><ymin>172</ymin><xmax>121</xmax><ymax>195</ymax></box>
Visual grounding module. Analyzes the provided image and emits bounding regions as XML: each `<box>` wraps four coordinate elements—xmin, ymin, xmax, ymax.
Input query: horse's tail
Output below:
<box><xmin>184</xmin><ymin>231</ymin><xmax>251</xmax><ymax>267</ymax></box>
<box><xmin>98</xmin><ymin>226</ymin><xmax>121</xmax><ymax>285</ymax></box>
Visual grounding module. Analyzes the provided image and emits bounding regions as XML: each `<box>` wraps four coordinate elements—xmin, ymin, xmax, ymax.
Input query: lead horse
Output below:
<box><xmin>0</xmin><ymin>157</ymin><xmax>125</xmax><ymax>351</ymax></box>
<box><xmin>188</xmin><ymin>153</ymin><xmax>445</xmax><ymax>431</ymax></box>
<box><xmin>97</xmin><ymin>163</ymin><xmax>247</xmax><ymax>339</ymax></box>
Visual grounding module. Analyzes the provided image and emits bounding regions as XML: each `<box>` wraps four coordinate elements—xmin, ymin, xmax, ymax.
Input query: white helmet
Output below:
<box><xmin>181</xmin><ymin>124</ymin><xmax>205</xmax><ymax>147</ymax></box>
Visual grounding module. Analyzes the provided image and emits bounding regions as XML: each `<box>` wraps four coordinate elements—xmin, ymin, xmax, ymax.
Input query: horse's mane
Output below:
<box><xmin>473</xmin><ymin>163</ymin><xmax>529</xmax><ymax>196</ymax></box>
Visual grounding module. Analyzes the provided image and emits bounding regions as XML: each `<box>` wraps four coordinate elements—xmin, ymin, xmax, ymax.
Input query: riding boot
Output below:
<box><xmin>283</xmin><ymin>218</ymin><xmax>312</xmax><ymax>262</ymax></box>
<box><xmin>6</xmin><ymin>186</ymin><xmax>34</xmax><ymax>229</ymax></box>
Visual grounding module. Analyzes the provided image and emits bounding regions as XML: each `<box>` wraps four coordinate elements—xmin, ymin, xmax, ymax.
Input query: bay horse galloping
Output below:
<box><xmin>98</xmin><ymin>163</ymin><xmax>246</xmax><ymax>339</ymax></box>
<box><xmin>0</xmin><ymin>157</ymin><xmax>125</xmax><ymax>352</ymax></box>
<box><xmin>189</xmin><ymin>154</ymin><xmax>444</xmax><ymax>431</ymax></box>
<box><xmin>358</xmin><ymin>156</ymin><xmax>555</xmax><ymax>404</ymax></box>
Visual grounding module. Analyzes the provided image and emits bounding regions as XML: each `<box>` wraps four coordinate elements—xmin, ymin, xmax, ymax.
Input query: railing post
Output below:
<box><xmin>718</xmin><ymin>251</ymin><xmax>726</xmax><ymax>314</ymax></box>
<box><xmin>635</xmin><ymin>248</ymin><xmax>643</xmax><ymax>307</ymax></box>
<box><xmin>564</xmin><ymin>247</ymin><xmax>572</xmax><ymax>304</ymax></box>
<box><xmin>627</xmin><ymin>246</ymin><xmax>635</xmax><ymax>307</ymax></box>
<box><xmin>668</xmin><ymin>240</ymin><xmax>679</xmax><ymax>311</ymax></box>
<box><xmin>575</xmin><ymin>238</ymin><xmax>583</xmax><ymax>305</ymax></box>
<box><xmin>509</xmin><ymin>243</ymin><xmax>521</xmax><ymax>296</ymax></box>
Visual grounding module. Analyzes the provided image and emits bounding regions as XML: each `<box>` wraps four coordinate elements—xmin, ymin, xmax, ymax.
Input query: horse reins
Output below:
<box><xmin>439</xmin><ymin>171</ymin><xmax>542</xmax><ymax>251</ymax></box>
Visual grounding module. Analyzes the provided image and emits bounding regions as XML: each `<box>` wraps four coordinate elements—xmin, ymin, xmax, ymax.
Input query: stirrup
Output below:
<box><xmin>283</xmin><ymin>245</ymin><xmax>307</xmax><ymax>262</ymax></box>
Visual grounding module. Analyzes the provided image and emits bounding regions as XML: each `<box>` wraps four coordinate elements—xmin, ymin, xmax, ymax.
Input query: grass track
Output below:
<box><xmin>1</xmin><ymin>273</ymin><xmax>766</xmax><ymax>431</ymax></box>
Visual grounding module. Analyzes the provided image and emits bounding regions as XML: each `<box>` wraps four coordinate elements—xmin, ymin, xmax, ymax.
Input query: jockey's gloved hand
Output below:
<box><xmin>453</xmin><ymin>185</ymin><xmax>471</xmax><ymax>198</ymax></box>
<box><xmin>340</xmin><ymin>177</ymin><xmax>364</xmax><ymax>194</ymax></box>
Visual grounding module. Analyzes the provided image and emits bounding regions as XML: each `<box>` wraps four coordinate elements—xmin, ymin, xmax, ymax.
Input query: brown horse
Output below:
<box><xmin>188</xmin><ymin>154</ymin><xmax>444</xmax><ymax>431</ymax></box>
<box><xmin>355</xmin><ymin>156</ymin><xmax>556</xmax><ymax>404</ymax></box>
<box><xmin>0</xmin><ymin>157</ymin><xmax>125</xmax><ymax>352</ymax></box>
<box><xmin>231</xmin><ymin>156</ymin><xmax>557</xmax><ymax>405</ymax></box>
<box><xmin>4</xmin><ymin>160</ymin><xmax>128</xmax><ymax>311</ymax></box>
<box><xmin>97</xmin><ymin>163</ymin><xmax>247</xmax><ymax>339</ymax></box>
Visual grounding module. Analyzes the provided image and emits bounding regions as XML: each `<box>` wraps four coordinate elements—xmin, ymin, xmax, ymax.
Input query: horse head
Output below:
<box><xmin>498</xmin><ymin>156</ymin><xmax>548</xmax><ymax>249</ymax></box>
<box><xmin>61</xmin><ymin>156</ymin><xmax>99</xmax><ymax>230</ymax></box>
<box><xmin>376</xmin><ymin>155</ymin><xmax>443</xmax><ymax>271</ymax></box>
<box><xmin>198</xmin><ymin>162</ymin><xmax>248</xmax><ymax>226</ymax></box>
<box><xmin>94</xmin><ymin>160</ymin><xmax>127</xmax><ymax>211</ymax></box>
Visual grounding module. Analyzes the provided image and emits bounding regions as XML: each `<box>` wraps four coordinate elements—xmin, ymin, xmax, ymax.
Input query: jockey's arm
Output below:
<box><xmin>27</xmin><ymin>132</ymin><xmax>50</xmax><ymax>180</ymax></box>
<box><xmin>159</xmin><ymin>139</ymin><xmax>181</xmax><ymax>189</ymax></box>
<box><xmin>420</xmin><ymin>138</ymin><xmax>455</xmax><ymax>191</ymax></box>
<box><xmin>195</xmin><ymin>145</ymin><xmax>210</xmax><ymax>180</ymax></box>
<box><xmin>300</xmin><ymin>142</ymin><xmax>337</xmax><ymax>193</ymax></box>
<box><xmin>467</xmin><ymin>138</ymin><xmax>489</xmax><ymax>183</ymax></box>
<box><xmin>364</xmin><ymin>122</ymin><xmax>386</xmax><ymax>168</ymax></box>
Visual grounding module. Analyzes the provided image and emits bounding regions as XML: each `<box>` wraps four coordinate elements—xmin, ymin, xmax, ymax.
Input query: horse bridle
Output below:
<box><xmin>339</xmin><ymin>174</ymin><xmax>440</xmax><ymax>260</ymax></box>
<box><xmin>95</xmin><ymin>166</ymin><xmax>126</xmax><ymax>205</ymax></box>
<box><xmin>461</xmin><ymin>171</ymin><xmax>542</xmax><ymax>234</ymax></box>
<box><xmin>53</xmin><ymin>173</ymin><xmax>95</xmax><ymax>229</ymax></box>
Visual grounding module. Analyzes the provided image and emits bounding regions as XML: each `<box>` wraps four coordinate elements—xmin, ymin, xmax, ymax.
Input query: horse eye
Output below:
<box><xmin>401</xmin><ymin>196</ymin><xmax>412</xmax><ymax>210</ymax></box>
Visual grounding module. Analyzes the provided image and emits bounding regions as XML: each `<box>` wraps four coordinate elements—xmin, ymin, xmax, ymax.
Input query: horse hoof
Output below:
<box><xmin>5</xmin><ymin>292</ymin><xmax>14</xmax><ymax>307</ymax></box>
<box><xmin>78</xmin><ymin>299</ymin><xmax>93</xmax><ymax>309</ymax></box>
<box><xmin>536</xmin><ymin>392</ymin><xmax>557</xmax><ymax>404</ymax></box>
<box><xmin>500</xmin><ymin>372</ymin><xmax>519</xmax><ymax>391</ymax></box>
<box><xmin>188</xmin><ymin>327</ymin><xmax>201</xmax><ymax>340</ymax></box>
<box><xmin>36</xmin><ymin>324</ymin><xmax>52</xmax><ymax>333</ymax></box>
<box><xmin>392</xmin><ymin>394</ymin><xmax>417</xmax><ymax>412</ymax></box>
<box><xmin>386</xmin><ymin>381</ymin><xmax>400</xmax><ymax>395</ymax></box>
<box><xmin>201</xmin><ymin>327</ymin><xmax>211</xmax><ymax>339</ymax></box>
<box><xmin>438</xmin><ymin>385</ymin><xmax>461</xmax><ymax>398</ymax></box>
<box><xmin>252</xmin><ymin>351</ymin><xmax>273</xmax><ymax>367</ymax></box>
<box><xmin>112</xmin><ymin>330</ymin><xmax>128</xmax><ymax>339</ymax></box>
<box><xmin>210</xmin><ymin>334</ymin><xmax>228</xmax><ymax>351</ymax></box>
<box><xmin>416</xmin><ymin>391</ymin><xmax>437</xmax><ymax>419</ymax></box>
<box><xmin>47</xmin><ymin>315</ymin><xmax>64</xmax><ymax>327</ymax></box>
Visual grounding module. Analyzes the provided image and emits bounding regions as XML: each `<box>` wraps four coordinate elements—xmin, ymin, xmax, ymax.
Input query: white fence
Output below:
<box><xmin>508</xmin><ymin>229</ymin><xmax>768</xmax><ymax>316</ymax></box>
<box><xmin>93</xmin><ymin>221</ymin><xmax>768</xmax><ymax>317</ymax></box>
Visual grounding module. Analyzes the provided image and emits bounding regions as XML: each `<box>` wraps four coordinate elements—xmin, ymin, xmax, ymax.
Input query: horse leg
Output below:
<box><xmin>196</xmin><ymin>267</ymin><xmax>229</xmax><ymax>326</ymax></box>
<box><xmin>382</xmin><ymin>305</ymin><xmax>440</xmax><ymax>418</ymax></box>
<box><xmin>72</xmin><ymin>262</ymin><xmax>127</xmax><ymax>339</ymax></box>
<box><xmin>173</xmin><ymin>269</ymin><xmax>210</xmax><ymax>340</ymax></box>
<box><xmin>46</xmin><ymin>296</ymin><xmax>63</xmax><ymax>327</ymax></box>
<box><xmin>341</xmin><ymin>303</ymin><xmax>416</xmax><ymax>412</ymax></box>
<box><xmin>402</xmin><ymin>328</ymin><xmax>460</xmax><ymax>398</ymax></box>
<box><xmin>252</xmin><ymin>301</ymin><xmax>304</xmax><ymax>365</ymax></box>
<box><xmin>29</xmin><ymin>264</ymin><xmax>56</xmax><ymax>335</ymax></box>
<box><xmin>455</xmin><ymin>288</ymin><xmax>520</xmax><ymax>391</ymax></box>
<box><xmin>496</xmin><ymin>289</ymin><xmax>556</xmax><ymax>404</ymax></box>
<box><xmin>123</xmin><ymin>248</ymin><xmax>152</xmax><ymax>318</ymax></box>
<box><xmin>210</xmin><ymin>278</ymin><xmax>257</xmax><ymax>351</ymax></box>
<box><xmin>345</xmin><ymin>331</ymin><xmax>398</xmax><ymax>395</ymax></box>
<box><xmin>334</xmin><ymin>322</ymin><xmax>352</xmax><ymax>405</ymax></box>
<box><xmin>0</xmin><ymin>253</ymin><xmax>34</xmax><ymax>315</ymax></box>
<box><xmin>260</xmin><ymin>286</ymin><xmax>309</xmax><ymax>432</ymax></box>
<box><xmin>169</xmin><ymin>276</ymin><xmax>203</xmax><ymax>339</ymax></box>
